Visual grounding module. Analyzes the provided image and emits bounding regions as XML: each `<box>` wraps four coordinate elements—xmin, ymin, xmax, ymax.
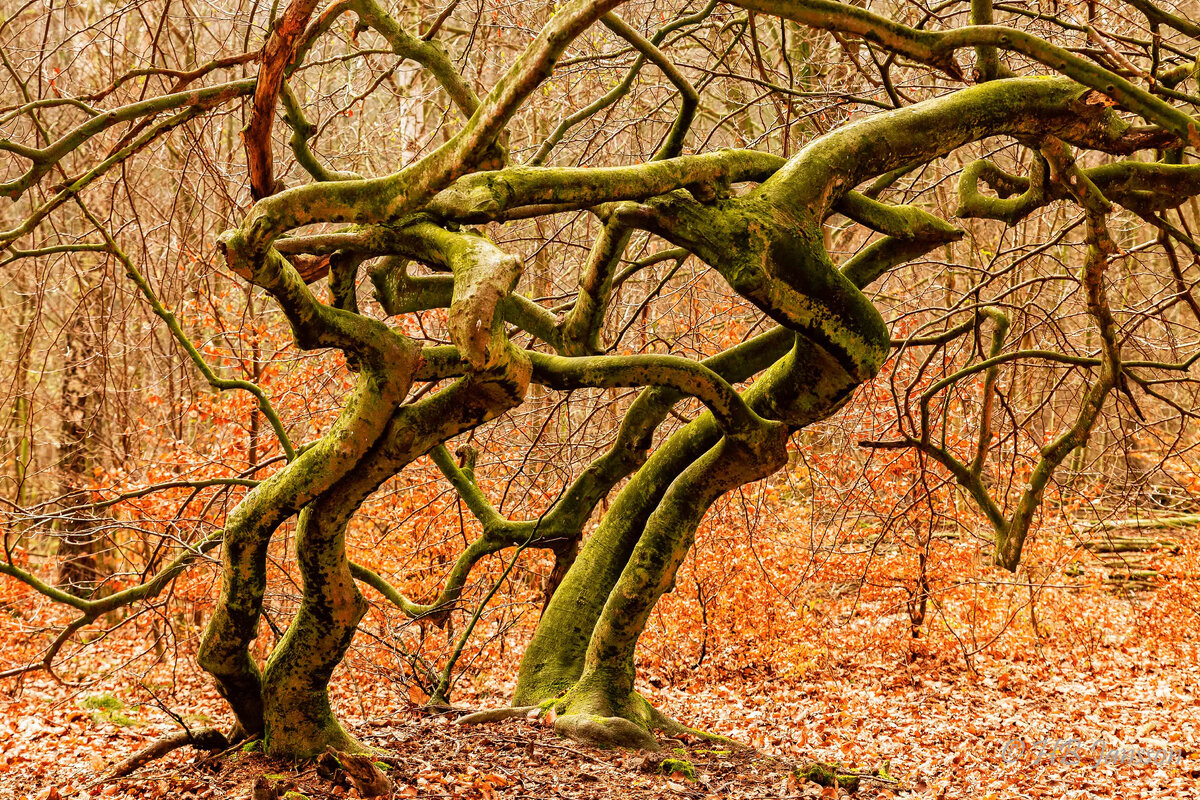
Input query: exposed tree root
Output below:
<box><xmin>457</xmin><ymin>699</ymin><xmax>744</xmax><ymax>753</ymax></box>
<box><xmin>798</xmin><ymin>762</ymin><xmax>863</xmax><ymax>792</ymax></box>
<box><xmin>548</xmin><ymin>681</ymin><xmax>748</xmax><ymax>752</ymax></box>
<box><xmin>456</xmin><ymin>705</ymin><xmax>540</xmax><ymax>725</ymax></box>
<box><xmin>106</xmin><ymin>726</ymin><xmax>229</xmax><ymax>779</ymax></box>
<box><xmin>796</xmin><ymin>760</ymin><xmax>902</xmax><ymax>794</ymax></box>
<box><xmin>645</xmin><ymin>705</ymin><xmax>745</xmax><ymax>750</ymax></box>
<box><xmin>554</xmin><ymin>713</ymin><xmax>661</xmax><ymax>750</ymax></box>
<box><xmin>317</xmin><ymin>746</ymin><xmax>394</xmax><ymax>797</ymax></box>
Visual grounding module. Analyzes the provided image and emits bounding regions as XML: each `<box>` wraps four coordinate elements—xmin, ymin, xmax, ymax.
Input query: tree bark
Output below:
<box><xmin>56</xmin><ymin>274</ymin><xmax>104</xmax><ymax>594</ymax></box>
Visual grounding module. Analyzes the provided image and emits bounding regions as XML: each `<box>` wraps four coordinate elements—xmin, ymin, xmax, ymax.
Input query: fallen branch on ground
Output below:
<box><xmin>1074</xmin><ymin>514</ymin><xmax>1200</xmax><ymax>532</ymax></box>
<box><xmin>105</xmin><ymin>726</ymin><xmax>229</xmax><ymax>780</ymax></box>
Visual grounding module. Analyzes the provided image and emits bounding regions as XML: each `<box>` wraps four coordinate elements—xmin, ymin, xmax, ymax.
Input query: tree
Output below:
<box><xmin>54</xmin><ymin>257</ymin><xmax>107</xmax><ymax>594</ymax></box>
<box><xmin>3</xmin><ymin>0</ymin><xmax>1200</xmax><ymax>758</ymax></box>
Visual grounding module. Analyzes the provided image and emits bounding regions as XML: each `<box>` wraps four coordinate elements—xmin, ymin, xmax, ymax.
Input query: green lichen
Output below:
<box><xmin>660</xmin><ymin>758</ymin><xmax>696</xmax><ymax>780</ymax></box>
<box><xmin>82</xmin><ymin>693</ymin><xmax>138</xmax><ymax>727</ymax></box>
<box><xmin>796</xmin><ymin>763</ymin><xmax>860</xmax><ymax>793</ymax></box>
<box><xmin>81</xmin><ymin>693</ymin><xmax>121</xmax><ymax>712</ymax></box>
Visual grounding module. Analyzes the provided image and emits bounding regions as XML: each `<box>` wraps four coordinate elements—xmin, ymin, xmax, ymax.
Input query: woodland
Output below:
<box><xmin>3</xmin><ymin>0</ymin><xmax>1200</xmax><ymax>797</ymax></box>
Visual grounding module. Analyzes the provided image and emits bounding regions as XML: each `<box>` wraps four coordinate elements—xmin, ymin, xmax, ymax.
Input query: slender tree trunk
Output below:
<box><xmin>57</xmin><ymin>276</ymin><xmax>103</xmax><ymax>594</ymax></box>
<box><xmin>7</xmin><ymin>270</ymin><xmax>34</xmax><ymax>510</ymax></box>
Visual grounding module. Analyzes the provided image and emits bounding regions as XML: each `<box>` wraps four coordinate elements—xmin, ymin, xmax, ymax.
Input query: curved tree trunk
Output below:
<box><xmin>510</xmin><ymin>76</ymin><xmax>1152</xmax><ymax>747</ymax></box>
<box><xmin>514</xmin><ymin>410</ymin><xmax>725</xmax><ymax>705</ymax></box>
<box><xmin>199</xmin><ymin>350</ymin><xmax>417</xmax><ymax>736</ymax></box>
<box><xmin>555</xmin><ymin>432</ymin><xmax>788</xmax><ymax>748</ymax></box>
<box><xmin>260</xmin><ymin>500</ymin><xmax>370</xmax><ymax>757</ymax></box>
<box><xmin>257</xmin><ymin>353</ymin><xmax>530</xmax><ymax>756</ymax></box>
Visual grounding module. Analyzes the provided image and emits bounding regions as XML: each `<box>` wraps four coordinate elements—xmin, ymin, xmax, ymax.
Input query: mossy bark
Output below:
<box><xmin>514</xmin><ymin>330</ymin><xmax>797</xmax><ymax>704</ymax></box>
<box><xmin>526</xmin><ymin>339</ymin><xmax>872</xmax><ymax>743</ymax></box>
<box><xmin>513</xmin><ymin>78</ymin><xmax>1160</xmax><ymax>747</ymax></box>
<box><xmin>257</xmin><ymin>354</ymin><xmax>531</xmax><ymax>757</ymax></box>
<box><xmin>199</xmin><ymin>356</ymin><xmax>415</xmax><ymax>736</ymax></box>
<box><xmin>260</xmin><ymin>500</ymin><xmax>371</xmax><ymax>758</ymax></box>
<box><xmin>553</xmin><ymin>433</ymin><xmax>787</xmax><ymax>737</ymax></box>
<box><xmin>514</xmin><ymin>410</ymin><xmax>725</xmax><ymax>704</ymax></box>
<box><xmin>200</xmin><ymin>72</ymin><xmax>1167</xmax><ymax>754</ymax></box>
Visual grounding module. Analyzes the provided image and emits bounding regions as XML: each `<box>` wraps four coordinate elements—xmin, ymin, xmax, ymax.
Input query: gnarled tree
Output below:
<box><xmin>3</xmin><ymin>0</ymin><xmax>1200</xmax><ymax>757</ymax></box>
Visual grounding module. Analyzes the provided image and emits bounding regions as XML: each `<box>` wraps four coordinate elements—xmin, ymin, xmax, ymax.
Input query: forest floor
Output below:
<box><xmin>3</xmin><ymin>633</ymin><xmax>1198</xmax><ymax>800</ymax></box>
<box><xmin>4</xmin><ymin>522</ymin><xmax>1200</xmax><ymax>799</ymax></box>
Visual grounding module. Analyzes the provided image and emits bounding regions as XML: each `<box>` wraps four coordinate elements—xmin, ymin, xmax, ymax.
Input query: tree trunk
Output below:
<box><xmin>516</xmin><ymin>340</ymin><xmax>868</xmax><ymax>745</ymax></box>
<box><xmin>261</xmin><ymin>500</ymin><xmax>368</xmax><ymax>757</ymax></box>
<box><xmin>199</xmin><ymin>355</ymin><xmax>416</xmax><ymax>737</ymax></box>
<box><xmin>554</xmin><ymin>434</ymin><xmax>787</xmax><ymax>748</ymax></box>
<box><xmin>257</xmin><ymin>360</ymin><xmax>531</xmax><ymax>756</ymax></box>
<box><xmin>57</xmin><ymin>276</ymin><xmax>104</xmax><ymax>594</ymax></box>
<box><xmin>514</xmin><ymin>411</ymin><xmax>725</xmax><ymax>705</ymax></box>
